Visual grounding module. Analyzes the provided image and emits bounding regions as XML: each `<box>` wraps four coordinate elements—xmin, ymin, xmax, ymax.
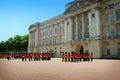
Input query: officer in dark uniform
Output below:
<box><xmin>49</xmin><ymin>53</ymin><xmax>51</xmax><ymax>60</ymax></box>
<box><xmin>28</xmin><ymin>53</ymin><xmax>31</xmax><ymax>61</ymax></box>
<box><xmin>78</xmin><ymin>53</ymin><xmax>81</xmax><ymax>62</ymax></box>
<box><xmin>38</xmin><ymin>53</ymin><xmax>41</xmax><ymax>61</ymax></box>
<box><xmin>68</xmin><ymin>52</ymin><xmax>70</xmax><ymax>62</ymax></box>
<box><xmin>71</xmin><ymin>51</ymin><xmax>74</xmax><ymax>62</ymax></box>
<box><xmin>24</xmin><ymin>53</ymin><xmax>27</xmax><ymax>61</ymax></box>
<box><xmin>34</xmin><ymin>53</ymin><xmax>36</xmax><ymax>61</ymax></box>
<box><xmin>73</xmin><ymin>52</ymin><xmax>76</xmax><ymax>62</ymax></box>
<box><xmin>76</xmin><ymin>52</ymin><xmax>79</xmax><ymax>62</ymax></box>
<box><xmin>86</xmin><ymin>51</ymin><xmax>89</xmax><ymax>61</ymax></box>
<box><xmin>22</xmin><ymin>53</ymin><xmax>25</xmax><ymax>61</ymax></box>
<box><xmin>90</xmin><ymin>52</ymin><xmax>93</xmax><ymax>61</ymax></box>
<box><xmin>62</xmin><ymin>52</ymin><xmax>64</xmax><ymax>62</ymax></box>
<box><xmin>65</xmin><ymin>52</ymin><xmax>67</xmax><ymax>62</ymax></box>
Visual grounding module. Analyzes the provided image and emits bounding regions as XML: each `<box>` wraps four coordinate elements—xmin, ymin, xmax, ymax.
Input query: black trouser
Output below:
<box><xmin>71</xmin><ymin>58</ymin><xmax>73</xmax><ymax>62</ymax></box>
<box><xmin>22</xmin><ymin>57</ymin><xmax>24</xmax><ymax>61</ymax></box>
<box><xmin>79</xmin><ymin>58</ymin><xmax>81</xmax><ymax>61</ymax></box>
<box><xmin>65</xmin><ymin>58</ymin><xmax>67</xmax><ymax>62</ymax></box>
<box><xmin>91</xmin><ymin>58</ymin><xmax>93</xmax><ymax>61</ymax></box>
<box><xmin>68</xmin><ymin>58</ymin><xmax>70</xmax><ymax>62</ymax></box>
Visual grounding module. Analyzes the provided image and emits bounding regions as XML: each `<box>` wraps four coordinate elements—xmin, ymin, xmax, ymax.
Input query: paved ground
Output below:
<box><xmin>0</xmin><ymin>58</ymin><xmax>120</xmax><ymax>80</ymax></box>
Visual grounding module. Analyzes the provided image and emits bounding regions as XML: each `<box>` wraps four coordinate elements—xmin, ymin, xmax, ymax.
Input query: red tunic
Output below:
<box><xmin>62</xmin><ymin>54</ymin><xmax>64</xmax><ymax>58</ymax></box>
<box><xmin>68</xmin><ymin>54</ymin><xmax>70</xmax><ymax>58</ymax></box>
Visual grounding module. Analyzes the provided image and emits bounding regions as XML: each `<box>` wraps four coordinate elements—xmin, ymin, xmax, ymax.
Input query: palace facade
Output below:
<box><xmin>28</xmin><ymin>0</ymin><xmax>120</xmax><ymax>58</ymax></box>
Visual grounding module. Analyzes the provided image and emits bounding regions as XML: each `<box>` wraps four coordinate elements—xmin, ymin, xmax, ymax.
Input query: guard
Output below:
<box><xmin>90</xmin><ymin>52</ymin><xmax>93</xmax><ymax>61</ymax></box>
<box><xmin>62</xmin><ymin>52</ymin><xmax>64</xmax><ymax>62</ymax></box>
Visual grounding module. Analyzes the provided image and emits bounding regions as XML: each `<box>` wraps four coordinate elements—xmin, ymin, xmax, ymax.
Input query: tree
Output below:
<box><xmin>21</xmin><ymin>34</ymin><xmax>28</xmax><ymax>52</ymax></box>
<box><xmin>0</xmin><ymin>41</ymin><xmax>6</xmax><ymax>52</ymax></box>
<box><xmin>5</xmin><ymin>37</ymin><xmax>14</xmax><ymax>52</ymax></box>
<box><xmin>0</xmin><ymin>34</ymin><xmax>28</xmax><ymax>53</ymax></box>
<box><xmin>13</xmin><ymin>35</ymin><xmax>22</xmax><ymax>52</ymax></box>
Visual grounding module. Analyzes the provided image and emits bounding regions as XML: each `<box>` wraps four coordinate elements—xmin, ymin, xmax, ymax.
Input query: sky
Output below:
<box><xmin>0</xmin><ymin>0</ymin><xmax>73</xmax><ymax>41</ymax></box>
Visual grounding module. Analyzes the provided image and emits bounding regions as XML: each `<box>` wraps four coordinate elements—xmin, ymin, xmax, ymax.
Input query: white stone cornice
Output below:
<box><xmin>29</xmin><ymin>27</ymin><xmax>36</xmax><ymax>32</ymax></box>
<box><xmin>64</xmin><ymin>3</ymin><xmax>101</xmax><ymax>19</ymax></box>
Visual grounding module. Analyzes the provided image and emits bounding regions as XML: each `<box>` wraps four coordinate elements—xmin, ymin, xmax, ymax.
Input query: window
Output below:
<box><xmin>50</xmin><ymin>40</ymin><xmax>52</xmax><ymax>45</ymax></box>
<box><xmin>78</xmin><ymin>33</ymin><xmax>82</xmax><ymax>40</ymax></box>
<box><xmin>114</xmin><ymin>2</ymin><xmax>120</xmax><ymax>7</ymax></box>
<box><xmin>118</xmin><ymin>42</ymin><xmax>120</xmax><ymax>45</ymax></box>
<box><xmin>53</xmin><ymin>24</ymin><xmax>55</xmax><ymax>27</ymax></box>
<box><xmin>87</xmin><ymin>19</ymin><xmax>89</xmax><ymax>26</ymax></box>
<box><xmin>67</xmin><ymin>22</ymin><xmax>69</xmax><ymax>26</ymax></box>
<box><xmin>55</xmin><ymin>39</ymin><xmax>56</xmax><ymax>44</ymax></box>
<box><xmin>116</xmin><ymin>11</ymin><xmax>120</xmax><ymax>21</ymax></box>
<box><xmin>106</xmin><ymin>43</ymin><xmax>110</xmax><ymax>46</ymax></box>
<box><xmin>118</xmin><ymin>48</ymin><xmax>120</xmax><ymax>55</ymax></box>
<box><xmin>50</xmin><ymin>30</ymin><xmax>52</xmax><ymax>36</ymax></box>
<box><xmin>104</xmin><ymin>15</ymin><xmax>109</xmax><ymax>23</ymax></box>
<box><xmin>52</xmin><ymin>40</ymin><xmax>53</xmax><ymax>45</ymax></box>
<box><xmin>47</xmin><ymin>31</ymin><xmax>48</xmax><ymax>37</ymax></box>
<box><xmin>87</xmin><ymin>32</ymin><xmax>89</xmax><ymax>38</ymax></box>
<box><xmin>105</xmin><ymin>30</ymin><xmax>110</xmax><ymax>38</ymax></box>
<box><xmin>107</xmin><ymin>49</ymin><xmax>111</xmax><ymax>55</ymax></box>
<box><xmin>92</xmin><ymin>14</ymin><xmax>95</xmax><ymax>18</ymax></box>
<box><xmin>85</xmin><ymin>32</ymin><xmax>89</xmax><ymax>38</ymax></box>
<box><xmin>55</xmin><ymin>28</ymin><xmax>57</xmax><ymax>34</ymax></box>
<box><xmin>57</xmin><ymin>23</ymin><xmax>60</xmax><ymax>27</ymax></box>
<box><xmin>45</xmin><ymin>40</ymin><xmax>47</xmax><ymax>45</ymax></box>
<box><xmin>43</xmin><ymin>41</ymin><xmax>44</xmax><ymax>46</ymax></box>
<box><xmin>60</xmin><ymin>27</ymin><xmax>62</xmax><ymax>33</ymax></box>
<box><xmin>56</xmin><ymin>38</ymin><xmax>58</xmax><ymax>44</ymax></box>
<box><xmin>79</xmin><ymin>21</ymin><xmax>82</xmax><ymax>28</ymax></box>
<box><xmin>60</xmin><ymin>47</ymin><xmax>62</xmax><ymax>49</ymax></box>
<box><xmin>117</xmin><ymin>27</ymin><xmax>120</xmax><ymax>37</ymax></box>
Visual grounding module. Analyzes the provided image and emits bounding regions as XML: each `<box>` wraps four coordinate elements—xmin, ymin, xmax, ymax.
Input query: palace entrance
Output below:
<box><xmin>75</xmin><ymin>43</ymin><xmax>84</xmax><ymax>54</ymax></box>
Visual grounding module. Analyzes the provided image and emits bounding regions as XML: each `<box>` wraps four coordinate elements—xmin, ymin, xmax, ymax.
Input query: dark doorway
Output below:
<box><xmin>80</xmin><ymin>46</ymin><xmax>84</xmax><ymax>54</ymax></box>
<box><xmin>50</xmin><ymin>51</ymin><xmax>57</xmax><ymax>58</ymax></box>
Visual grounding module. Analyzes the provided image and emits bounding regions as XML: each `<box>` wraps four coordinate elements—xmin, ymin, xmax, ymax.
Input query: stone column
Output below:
<box><xmin>28</xmin><ymin>32</ymin><xmax>31</xmax><ymax>52</ymax></box>
<box><xmin>88</xmin><ymin>10</ymin><xmax>92</xmax><ymax>39</ymax></box>
<box><xmin>69</xmin><ymin>16</ymin><xmax>72</xmax><ymax>41</ymax></box>
<box><xmin>75</xmin><ymin>14</ymin><xmax>78</xmax><ymax>41</ymax></box>
<box><xmin>95</xmin><ymin>8</ymin><xmax>101</xmax><ymax>39</ymax></box>
<box><xmin>34</xmin><ymin>31</ymin><xmax>36</xmax><ymax>46</ymax></box>
<box><xmin>31</xmin><ymin>32</ymin><xmax>33</xmax><ymax>48</ymax></box>
<box><xmin>64</xmin><ymin>18</ymin><xmax>67</xmax><ymax>43</ymax></box>
<box><xmin>35</xmin><ymin>30</ymin><xmax>38</xmax><ymax>47</ymax></box>
<box><xmin>82</xmin><ymin>13</ymin><xmax>85</xmax><ymax>39</ymax></box>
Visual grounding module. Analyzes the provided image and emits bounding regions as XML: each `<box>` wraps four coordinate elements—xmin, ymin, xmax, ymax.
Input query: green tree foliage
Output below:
<box><xmin>0</xmin><ymin>34</ymin><xmax>28</xmax><ymax>53</ymax></box>
<box><xmin>0</xmin><ymin>41</ymin><xmax>6</xmax><ymax>52</ymax></box>
<box><xmin>21</xmin><ymin>34</ymin><xmax>28</xmax><ymax>52</ymax></box>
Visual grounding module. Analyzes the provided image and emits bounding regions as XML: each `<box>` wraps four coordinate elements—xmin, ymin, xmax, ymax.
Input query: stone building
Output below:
<box><xmin>28</xmin><ymin>0</ymin><xmax>120</xmax><ymax>58</ymax></box>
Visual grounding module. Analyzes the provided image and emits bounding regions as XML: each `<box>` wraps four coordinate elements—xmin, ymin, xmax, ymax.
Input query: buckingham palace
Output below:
<box><xmin>28</xmin><ymin>0</ymin><xmax>120</xmax><ymax>58</ymax></box>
